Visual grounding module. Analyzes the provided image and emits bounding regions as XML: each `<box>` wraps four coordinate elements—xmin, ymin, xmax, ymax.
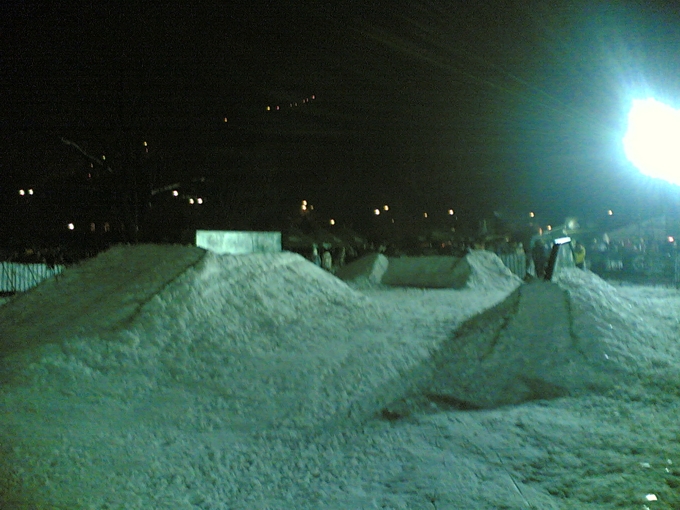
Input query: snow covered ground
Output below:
<box><xmin>1</xmin><ymin>245</ymin><xmax>680</xmax><ymax>509</ymax></box>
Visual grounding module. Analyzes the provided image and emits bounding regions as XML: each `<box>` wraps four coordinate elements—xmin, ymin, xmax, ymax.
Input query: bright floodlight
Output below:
<box><xmin>623</xmin><ymin>98</ymin><xmax>680</xmax><ymax>186</ymax></box>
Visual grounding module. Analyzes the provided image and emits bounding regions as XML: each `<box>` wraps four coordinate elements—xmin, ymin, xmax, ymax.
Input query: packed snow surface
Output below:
<box><xmin>1</xmin><ymin>244</ymin><xmax>680</xmax><ymax>509</ymax></box>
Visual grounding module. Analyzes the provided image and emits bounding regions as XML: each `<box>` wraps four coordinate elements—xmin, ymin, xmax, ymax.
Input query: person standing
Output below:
<box><xmin>312</xmin><ymin>244</ymin><xmax>321</xmax><ymax>267</ymax></box>
<box><xmin>532</xmin><ymin>240</ymin><xmax>549</xmax><ymax>278</ymax></box>
<box><xmin>573</xmin><ymin>241</ymin><xmax>586</xmax><ymax>269</ymax></box>
<box><xmin>322</xmin><ymin>250</ymin><xmax>333</xmax><ymax>272</ymax></box>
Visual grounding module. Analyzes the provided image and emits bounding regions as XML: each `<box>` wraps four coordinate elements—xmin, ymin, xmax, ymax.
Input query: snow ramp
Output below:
<box><xmin>382</xmin><ymin>268</ymin><xmax>675</xmax><ymax>415</ymax></box>
<box><xmin>3</xmin><ymin>245</ymin><xmax>446</xmax><ymax>505</ymax></box>
<box><xmin>0</xmin><ymin>245</ymin><xmax>446</xmax><ymax>436</ymax></box>
<box><xmin>0</xmin><ymin>243</ymin><xmax>206</xmax><ymax>358</ymax></box>
<box><xmin>337</xmin><ymin>250</ymin><xmax>520</xmax><ymax>291</ymax></box>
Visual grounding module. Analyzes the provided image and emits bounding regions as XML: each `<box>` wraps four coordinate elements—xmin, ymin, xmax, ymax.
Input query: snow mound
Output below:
<box><xmin>337</xmin><ymin>250</ymin><xmax>521</xmax><ymax>291</ymax></box>
<box><xmin>334</xmin><ymin>252</ymin><xmax>388</xmax><ymax>286</ymax></box>
<box><xmin>381</xmin><ymin>255</ymin><xmax>471</xmax><ymax>288</ymax></box>
<box><xmin>0</xmin><ymin>243</ymin><xmax>206</xmax><ymax>358</ymax></box>
<box><xmin>553</xmin><ymin>268</ymin><xmax>680</xmax><ymax>370</ymax></box>
<box><xmin>420</xmin><ymin>280</ymin><xmax>605</xmax><ymax>410</ymax></box>
<box><xmin>464</xmin><ymin>249</ymin><xmax>523</xmax><ymax>292</ymax></box>
<box><xmin>0</xmin><ymin>245</ymin><xmax>435</xmax><ymax>435</ymax></box>
<box><xmin>385</xmin><ymin>268</ymin><xmax>680</xmax><ymax>414</ymax></box>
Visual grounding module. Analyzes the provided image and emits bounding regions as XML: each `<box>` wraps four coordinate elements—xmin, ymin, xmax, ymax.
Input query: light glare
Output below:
<box><xmin>623</xmin><ymin>98</ymin><xmax>680</xmax><ymax>186</ymax></box>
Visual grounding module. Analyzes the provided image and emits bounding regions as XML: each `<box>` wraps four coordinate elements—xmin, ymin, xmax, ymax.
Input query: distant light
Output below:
<box><xmin>197</xmin><ymin>198</ymin><xmax>203</xmax><ymax>204</ymax></box>
<box><xmin>311</xmin><ymin>95</ymin><xmax>315</xmax><ymax>99</ymax></box>
<box><xmin>189</xmin><ymin>198</ymin><xmax>195</xmax><ymax>204</ymax></box>
<box><xmin>383</xmin><ymin>204</ymin><xmax>389</xmax><ymax>211</ymax></box>
<box><xmin>301</xmin><ymin>204</ymin><xmax>307</xmax><ymax>211</ymax></box>
<box><xmin>302</xmin><ymin>200</ymin><xmax>308</xmax><ymax>206</ymax></box>
<box><xmin>547</xmin><ymin>225</ymin><xmax>552</xmax><ymax>230</ymax></box>
<box><xmin>374</xmin><ymin>209</ymin><xmax>380</xmax><ymax>215</ymax></box>
<box><xmin>90</xmin><ymin>222</ymin><xmax>96</xmax><ymax>232</ymax></box>
<box><xmin>172</xmin><ymin>190</ymin><xmax>179</xmax><ymax>196</ymax></box>
<box><xmin>143</xmin><ymin>141</ymin><xmax>147</xmax><ymax>147</ymax></box>
<box><xmin>529</xmin><ymin>211</ymin><xmax>535</xmax><ymax>218</ymax></box>
<box><xmin>266</xmin><ymin>106</ymin><xmax>271</xmax><ymax>111</ymax></box>
<box><xmin>607</xmin><ymin>209</ymin><xmax>614</xmax><ymax>216</ymax></box>
<box><xmin>102</xmin><ymin>155</ymin><xmax>105</xmax><ymax>160</ymax></box>
<box><xmin>668</xmin><ymin>236</ymin><xmax>675</xmax><ymax>243</ymax></box>
<box><xmin>276</xmin><ymin>105</ymin><xmax>280</xmax><ymax>110</ymax></box>
<box><xmin>645</xmin><ymin>494</ymin><xmax>658</xmax><ymax>502</ymax></box>
<box><xmin>19</xmin><ymin>189</ymin><xmax>25</xmax><ymax>196</ymax></box>
<box><xmin>555</xmin><ymin>236</ymin><xmax>571</xmax><ymax>245</ymax></box>
<box><xmin>224</xmin><ymin>117</ymin><xmax>228</xmax><ymax>122</ymax></box>
<box><xmin>423</xmin><ymin>212</ymin><xmax>428</xmax><ymax>218</ymax></box>
<box><xmin>329</xmin><ymin>219</ymin><xmax>335</xmax><ymax>225</ymax></box>
<box><xmin>391</xmin><ymin>218</ymin><xmax>395</xmax><ymax>223</ymax></box>
<box><xmin>67</xmin><ymin>223</ymin><xmax>75</xmax><ymax>230</ymax></box>
<box><xmin>448</xmin><ymin>209</ymin><xmax>454</xmax><ymax>215</ymax></box>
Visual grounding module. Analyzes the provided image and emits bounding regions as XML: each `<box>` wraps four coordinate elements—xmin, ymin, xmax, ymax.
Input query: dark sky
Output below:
<box><xmin>4</xmin><ymin>0</ymin><xmax>680</xmax><ymax>234</ymax></box>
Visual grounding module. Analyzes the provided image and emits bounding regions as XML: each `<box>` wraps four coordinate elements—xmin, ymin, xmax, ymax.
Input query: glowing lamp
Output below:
<box><xmin>623</xmin><ymin>98</ymin><xmax>680</xmax><ymax>186</ymax></box>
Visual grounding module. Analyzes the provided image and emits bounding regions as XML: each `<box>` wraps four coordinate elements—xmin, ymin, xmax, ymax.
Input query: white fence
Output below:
<box><xmin>498</xmin><ymin>252</ymin><xmax>527</xmax><ymax>278</ymax></box>
<box><xmin>0</xmin><ymin>262</ymin><xmax>65</xmax><ymax>294</ymax></box>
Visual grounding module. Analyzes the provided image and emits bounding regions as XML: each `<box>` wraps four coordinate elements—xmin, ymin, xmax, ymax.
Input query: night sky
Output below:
<box><xmin>4</xmin><ymin>0</ymin><xmax>680</xmax><ymax>241</ymax></box>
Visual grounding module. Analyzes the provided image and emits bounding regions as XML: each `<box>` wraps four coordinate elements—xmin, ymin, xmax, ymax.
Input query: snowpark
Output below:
<box><xmin>1</xmin><ymin>244</ymin><xmax>680</xmax><ymax>509</ymax></box>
